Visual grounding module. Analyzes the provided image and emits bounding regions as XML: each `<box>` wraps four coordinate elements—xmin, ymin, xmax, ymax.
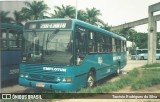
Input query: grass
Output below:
<box><xmin>79</xmin><ymin>68</ymin><xmax>139</xmax><ymax>93</ymax></box>
<box><xmin>142</xmin><ymin>63</ymin><xmax>160</xmax><ymax>68</ymax></box>
<box><xmin>132</xmin><ymin>68</ymin><xmax>160</xmax><ymax>90</ymax></box>
<box><xmin>79</xmin><ymin>63</ymin><xmax>160</xmax><ymax>93</ymax></box>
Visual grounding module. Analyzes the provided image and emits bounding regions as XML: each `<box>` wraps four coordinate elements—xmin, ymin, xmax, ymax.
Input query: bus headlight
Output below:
<box><xmin>25</xmin><ymin>74</ymin><xmax>29</xmax><ymax>78</ymax></box>
<box><xmin>20</xmin><ymin>74</ymin><xmax>24</xmax><ymax>78</ymax></box>
<box><xmin>56</xmin><ymin>77</ymin><xmax>61</xmax><ymax>81</ymax></box>
<box><xmin>20</xmin><ymin>74</ymin><xmax>29</xmax><ymax>78</ymax></box>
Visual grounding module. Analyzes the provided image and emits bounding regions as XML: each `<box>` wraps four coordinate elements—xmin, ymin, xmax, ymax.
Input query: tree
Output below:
<box><xmin>0</xmin><ymin>11</ymin><xmax>13</xmax><ymax>23</ymax></box>
<box><xmin>77</xmin><ymin>10</ymin><xmax>87</xmax><ymax>21</ymax></box>
<box><xmin>157</xmin><ymin>32</ymin><xmax>160</xmax><ymax>49</ymax></box>
<box><xmin>117</xmin><ymin>28</ymin><xmax>137</xmax><ymax>42</ymax></box>
<box><xmin>85</xmin><ymin>8</ymin><xmax>102</xmax><ymax>25</ymax></box>
<box><xmin>99</xmin><ymin>23</ymin><xmax>111</xmax><ymax>31</ymax></box>
<box><xmin>116</xmin><ymin>28</ymin><xmax>137</xmax><ymax>54</ymax></box>
<box><xmin>134</xmin><ymin>32</ymin><xmax>148</xmax><ymax>49</ymax></box>
<box><xmin>13</xmin><ymin>10</ymin><xmax>25</xmax><ymax>26</ymax></box>
<box><xmin>52</xmin><ymin>5</ymin><xmax>75</xmax><ymax>18</ymax></box>
<box><xmin>21</xmin><ymin>1</ymin><xmax>50</xmax><ymax>20</ymax></box>
<box><xmin>51</xmin><ymin>5</ymin><xmax>105</xmax><ymax>27</ymax></box>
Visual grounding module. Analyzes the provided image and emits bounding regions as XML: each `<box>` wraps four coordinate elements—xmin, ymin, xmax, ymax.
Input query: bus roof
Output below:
<box><xmin>25</xmin><ymin>18</ymin><xmax>126</xmax><ymax>41</ymax></box>
<box><xmin>73</xmin><ymin>19</ymin><xmax>126</xmax><ymax>40</ymax></box>
<box><xmin>0</xmin><ymin>23</ymin><xmax>23</xmax><ymax>30</ymax></box>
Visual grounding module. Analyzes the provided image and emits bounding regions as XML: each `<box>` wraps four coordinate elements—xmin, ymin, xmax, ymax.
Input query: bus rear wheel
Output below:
<box><xmin>87</xmin><ymin>71</ymin><xmax>95</xmax><ymax>87</ymax></box>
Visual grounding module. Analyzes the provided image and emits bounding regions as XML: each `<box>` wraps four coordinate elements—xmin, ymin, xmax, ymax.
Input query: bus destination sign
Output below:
<box><xmin>40</xmin><ymin>23</ymin><xmax>66</xmax><ymax>29</ymax></box>
<box><xmin>25</xmin><ymin>20</ymin><xmax>72</xmax><ymax>30</ymax></box>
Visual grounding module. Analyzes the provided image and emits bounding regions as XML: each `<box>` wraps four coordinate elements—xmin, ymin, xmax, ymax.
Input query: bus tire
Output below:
<box><xmin>87</xmin><ymin>71</ymin><xmax>95</xmax><ymax>87</ymax></box>
<box><xmin>116</xmin><ymin>63</ymin><xmax>120</xmax><ymax>76</ymax></box>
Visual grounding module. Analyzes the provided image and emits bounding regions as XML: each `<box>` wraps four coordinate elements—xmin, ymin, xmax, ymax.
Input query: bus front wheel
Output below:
<box><xmin>87</xmin><ymin>71</ymin><xmax>95</xmax><ymax>87</ymax></box>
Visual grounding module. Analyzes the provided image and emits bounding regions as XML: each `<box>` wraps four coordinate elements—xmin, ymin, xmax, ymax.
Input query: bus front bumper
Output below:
<box><xmin>19</xmin><ymin>78</ymin><xmax>76</xmax><ymax>92</ymax></box>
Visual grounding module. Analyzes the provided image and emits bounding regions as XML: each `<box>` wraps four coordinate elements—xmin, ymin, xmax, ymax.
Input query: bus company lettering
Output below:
<box><xmin>43</xmin><ymin>67</ymin><xmax>66</xmax><ymax>72</ymax></box>
<box><xmin>40</xmin><ymin>23</ymin><xmax>66</xmax><ymax>28</ymax></box>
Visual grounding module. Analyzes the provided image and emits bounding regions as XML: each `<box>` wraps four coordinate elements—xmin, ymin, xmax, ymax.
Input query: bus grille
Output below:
<box><xmin>23</xmin><ymin>64</ymin><xmax>65</xmax><ymax>75</ymax></box>
<box><xmin>22</xmin><ymin>64</ymin><xmax>66</xmax><ymax>82</ymax></box>
<box><xmin>29</xmin><ymin>74</ymin><xmax>54</xmax><ymax>81</ymax></box>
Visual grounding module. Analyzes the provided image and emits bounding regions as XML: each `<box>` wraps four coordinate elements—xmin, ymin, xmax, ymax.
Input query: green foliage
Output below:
<box><xmin>13</xmin><ymin>10</ymin><xmax>25</xmax><ymax>26</ymax></box>
<box><xmin>142</xmin><ymin>63</ymin><xmax>160</xmax><ymax>68</ymax></box>
<box><xmin>79</xmin><ymin>66</ymin><xmax>160</xmax><ymax>93</ymax></box>
<box><xmin>79</xmin><ymin>68</ymin><xmax>139</xmax><ymax>93</ymax></box>
<box><xmin>134</xmin><ymin>32</ymin><xmax>148</xmax><ymax>49</ymax></box>
<box><xmin>0</xmin><ymin>11</ymin><xmax>13</xmax><ymax>23</ymax></box>
<box><xmin>21</xmin><ymin>1</ymin><xmax>50</xmax><ymax>20</ymax></box>
<box><xmin>116</xmin><ymin>27</ymin><xmax>160</xmax><ymax>49</ymax></box>
<box><xmin>85</xmin><ymin>7</ymin><xmax>102</xmax><ymax>25</ymax></box>
<box><xmin>132</xmin><ymin>69</ymin><xmax>160</xmax><ymax>90</ymax></box>
<box><xmin>157</xmin><ymin>32</ymin><xmax>160</xmax><ymax>49</ymax></box>
<box><xmin>51</xmin><ymin>5</ymin><xmax>109</xmax><ymax>29</ymax></box>
<box><xmin>52</xmin><ymin>5</ymin><xmax>75</xmax><ymax>18</ymax></box>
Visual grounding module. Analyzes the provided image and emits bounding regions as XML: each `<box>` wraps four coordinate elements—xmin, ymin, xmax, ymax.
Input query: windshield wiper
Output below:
<box><xmin>45</xmin><ymin>29</ymin><xmax>59</xmax><ymax>52</ymax></box>
<box><xmin>48</xmin><ymin>29</ymin><xmax>59</xmax><ymax>41</ymax></box>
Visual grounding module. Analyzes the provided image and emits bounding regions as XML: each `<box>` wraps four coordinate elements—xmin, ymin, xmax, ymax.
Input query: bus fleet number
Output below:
<box><xmin>9</xmin><ymin>69</ymin><xmax>19</xmax><ymax>74</ymax></box>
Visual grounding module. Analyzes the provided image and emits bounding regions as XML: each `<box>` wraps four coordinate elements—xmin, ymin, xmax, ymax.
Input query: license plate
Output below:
<box><xmin>36</xmin><ymin>83</ymin><xmax>45</xmax><ymax>88</ymax></box>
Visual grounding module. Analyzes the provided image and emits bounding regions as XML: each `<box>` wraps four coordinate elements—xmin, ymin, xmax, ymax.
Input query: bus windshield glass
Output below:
<box><xmin>137</xmin><ymin>49</ymin><xmax>148</xmax><ymax>54</ymax></box>
<box><xmin>22</xmin><ymin>30</ymin><xmax>73</xmax><ymax>65</ymax></box>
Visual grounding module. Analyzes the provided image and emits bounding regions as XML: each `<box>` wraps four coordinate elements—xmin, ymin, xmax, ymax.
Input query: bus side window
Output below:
<box><xmin>18</xmin><ymin>31</ymin><xmax>22</xmax><ymax>48</ymax></box>
<box><xmin>88</xmin><ymin>31</ymin><xmax>96</xmax><ymax>53</ymax></box>
<box><xmin>112</xmin><ymin>38</ymin><xmax>116</xmax><ymax>52</ymax></box>
<box><xmin>0</xmin><ymin>29</ymin><xmax>7</xmax><ymax>48</ymax></box>
<box><xmin>105</xmin><ymin>36</ymin><xmax>112</xmax><ymax>53</ymax></box>
<box><xmin>102</xmin><ymin>35</ymin><xmax>107</xmax><ymax>53</ymax></box>
<box><xmin>75</xmin><ymin>26</ymin><xmax>87</xmax><ymax>65</ymax></box>
<box><xmin>8</xmin><ymin>30</ymin><xmax>19</xmax><ymax>48</ymax></box>
<box><xmin>115</xmin><ymin>39</ymin><xmax>121</xmax><ymax>52</ymax></box>
<box><xmin>121</xmin><ymin>40</ymin><xmax>123</xmax><ymax>52</ymax></box>
<box><xmin>124</xmin><ymin>41</ymin><xmax>126</xmax><ymax>52</ymax></box>
<box><xmin>95</xmin><ymin>33</ymin><xmax>104</xmax><ymax>53</ymax></box>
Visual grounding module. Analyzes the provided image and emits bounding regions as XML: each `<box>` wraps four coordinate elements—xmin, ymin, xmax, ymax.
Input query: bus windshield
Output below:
<box><xmin>22</xmin><ymin>30</ymin><xmax>73</xmax><ymax>65</ymax></box>
<box><xmin>137</xmin><ymin>49</ymin><xmax>148</xmax><ymax>54</ymax></box>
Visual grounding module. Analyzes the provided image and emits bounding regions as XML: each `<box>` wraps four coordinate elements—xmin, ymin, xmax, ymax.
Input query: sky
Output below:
<box><xmin>0</xmin><ymin>0</ymin><xmax>160</xmax><ymax>32</ymax></box>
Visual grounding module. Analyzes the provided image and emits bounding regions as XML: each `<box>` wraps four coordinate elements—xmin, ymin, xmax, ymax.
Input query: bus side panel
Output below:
<box><xmin>1</xmin><ymin>50</ymin><xmax>21</xmax><ymax>65</ymax></box>
<box><xmin>120</xmin><ymin>52</ymin><xmax>127</xmax><ymax>69</ymax></box>
<box><xmin>74</xmin><ymin>55</ymin><xmax>97</xmax><ymax>88</ymax></box>
<box><xmin>74</xmin><ymin>53</ymin><xmax>115</xmax><ymax>86</ymax></box>
<box><xmin>112</xmin><ymin>52</ymin><xmax>127</xmax><ymax>72</ymax></box>
<box><xmin>1</xmin><ymin>50</ymin><xmax>21</xmax><ymax>81</ymax></box>
<box><xmin>95</xmin><ymin>53</ymin><xmax>114</xmax><ymax>80</ymax></box>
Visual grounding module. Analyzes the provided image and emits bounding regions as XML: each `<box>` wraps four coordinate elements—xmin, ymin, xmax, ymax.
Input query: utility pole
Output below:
<box><xmin>148</xmin><ymin>2</ymin><xmax>160</xmax><ymax>64</ymax></box>
<box><xmin>75</xmin><ymin>0</ymin><xmax>78</xmax><ymax>19</ymax></box>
